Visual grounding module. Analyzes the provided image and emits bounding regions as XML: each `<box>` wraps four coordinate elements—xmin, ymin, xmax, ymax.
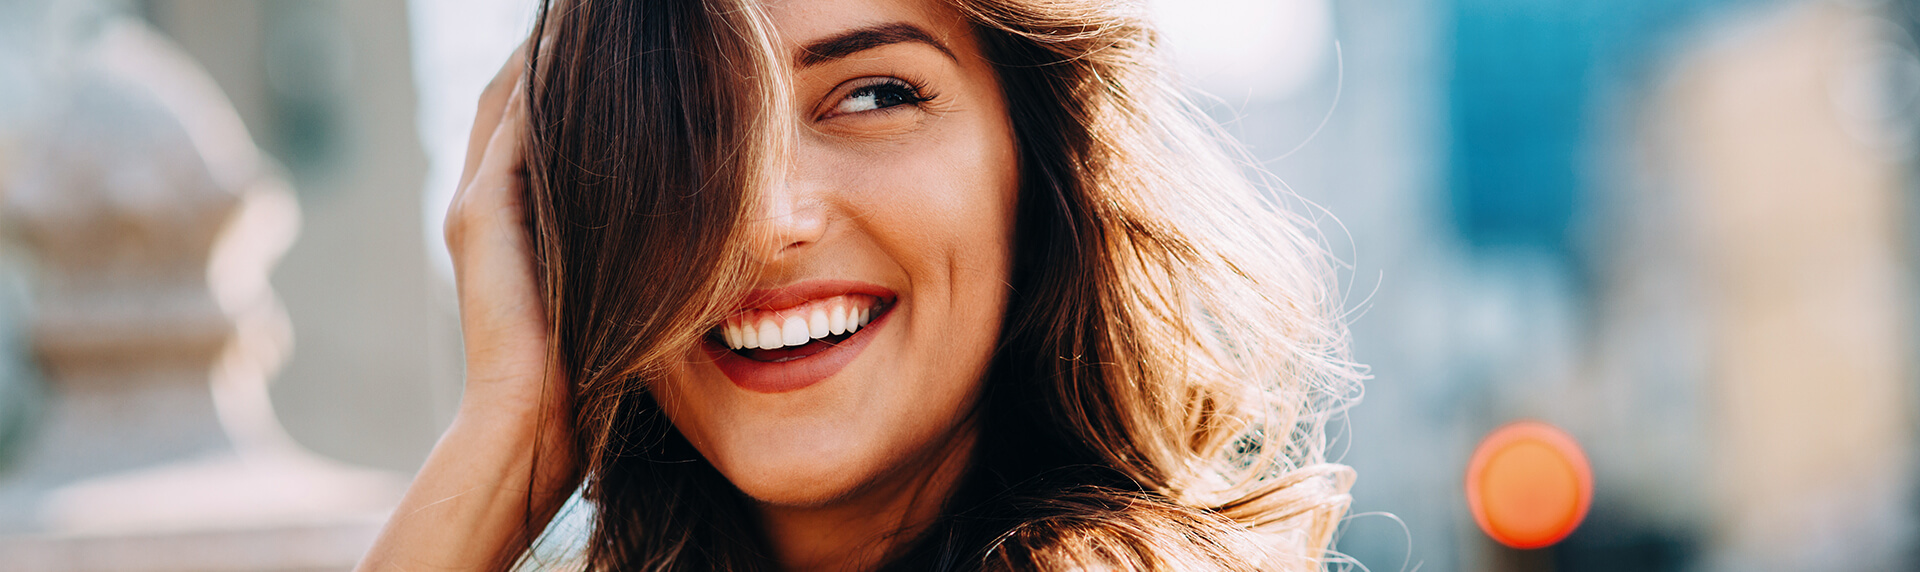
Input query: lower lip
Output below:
<box><xmin>699</xmin><ymin>306</ymin><xmax>894</xmax><ymax>393</ymax></box>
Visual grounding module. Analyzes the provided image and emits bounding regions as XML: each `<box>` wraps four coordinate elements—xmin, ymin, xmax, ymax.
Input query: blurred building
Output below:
<box><xmin>0</xmin><ymin>0</ymin><xmax>439</xmax><ymax>569</ymax></box>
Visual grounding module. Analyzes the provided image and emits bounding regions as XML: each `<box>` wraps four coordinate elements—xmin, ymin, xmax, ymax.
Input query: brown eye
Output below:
<box><xmin>829</xmin><ymin>79</ymin><xmax>928</xmax><ymax>116</ymax></box>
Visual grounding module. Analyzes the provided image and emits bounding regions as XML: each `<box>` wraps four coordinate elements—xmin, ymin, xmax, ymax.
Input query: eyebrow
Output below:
<box><xmin>795</xmin><ymin>22</ymin><xmax>958</xmax><ymax>68</ymax></box>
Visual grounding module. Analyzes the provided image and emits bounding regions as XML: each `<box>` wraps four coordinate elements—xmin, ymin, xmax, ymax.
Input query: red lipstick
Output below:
<box><xmin>701</xmin><ymin>280</ymin><xmax>896</xmax><ymax>393</ymax></box>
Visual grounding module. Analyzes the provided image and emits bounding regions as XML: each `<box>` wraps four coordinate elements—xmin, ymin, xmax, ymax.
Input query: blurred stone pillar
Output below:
<box><xmin>1648</xmin><ymin>1</ymin><xmax>1916</xmax><ymax>570</ymax></box>
<box><xmin>0</xmin><ymin>14</ymin><xmax>401</xmax><ymax>571</ymax></box>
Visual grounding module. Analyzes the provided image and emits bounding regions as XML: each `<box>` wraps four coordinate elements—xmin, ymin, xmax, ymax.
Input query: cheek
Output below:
<box><xmin>822</xmin><ymin>112</ymin><xmax>1019</xmax><ymax>412</ymax></box>
<box><xmin>834</xmin><ymin>121</ymin><xmax>1021</xmax><ymax>285</ymax></box>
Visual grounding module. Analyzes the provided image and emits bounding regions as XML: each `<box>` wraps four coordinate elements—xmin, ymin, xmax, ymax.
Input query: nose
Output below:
<box><xmin>745</xmin><ymin>175</ymin><xmax>827</xmax><ymax>265</ymax></box>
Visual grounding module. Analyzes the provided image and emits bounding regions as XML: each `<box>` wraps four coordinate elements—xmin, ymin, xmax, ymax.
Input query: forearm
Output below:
<box><xmin>363</xmin><ymin>38</ymin><xmax>575</xmax><ymax>569</ymax></box>
<box><xmin>357</xmin><ymin>399</ymin><xmax>578</xmax><ymax>571</ymax></box>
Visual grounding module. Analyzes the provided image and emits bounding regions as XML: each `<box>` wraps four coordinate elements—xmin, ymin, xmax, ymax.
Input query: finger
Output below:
<box><xmin>469</xmin><ymin>73</ymin><xmax>532</xmax><ymax>212</ymax></box>
<box><xmin>446</xmin><ymin>71</ymin><xmax>530</xmax><ymax>254</ymax></box>
<box><xmin>459</xmin><ymin>42</ymin><xmax>530</xmax><ymax>193</ymax></box>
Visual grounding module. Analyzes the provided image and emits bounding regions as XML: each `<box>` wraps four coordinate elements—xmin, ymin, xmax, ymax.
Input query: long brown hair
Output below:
<box><xmin>519</xmin><ymin>0</ymin><xmax>1361</xmax><ymax>570</ymax></box>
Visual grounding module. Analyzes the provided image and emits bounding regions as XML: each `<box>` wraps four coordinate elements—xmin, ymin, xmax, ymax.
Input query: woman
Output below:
<box><xmin>361</xmin><ymin>0</ymin><xmax>1361</xmax><ymax>569</ymax></box>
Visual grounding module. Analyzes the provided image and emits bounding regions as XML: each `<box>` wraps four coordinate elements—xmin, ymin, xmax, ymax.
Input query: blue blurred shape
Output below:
<box><xmin>1446</xmin><ymin>0</ymin><xmax>1748</xmax><ymax>257</ymax></box>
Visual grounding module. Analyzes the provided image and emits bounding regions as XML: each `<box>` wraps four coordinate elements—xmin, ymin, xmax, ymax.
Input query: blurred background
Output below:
<box><xmin>0</xmin><ymin>0</ymin><xmax>1913</xmax><ymax>570</ymax></box>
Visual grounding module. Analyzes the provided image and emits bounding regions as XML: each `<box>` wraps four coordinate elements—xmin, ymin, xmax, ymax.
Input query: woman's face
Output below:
<box><xmin>657</xmin><ymin>0</ymin><xmax>1018</xmax><ymax>510</ymax></box>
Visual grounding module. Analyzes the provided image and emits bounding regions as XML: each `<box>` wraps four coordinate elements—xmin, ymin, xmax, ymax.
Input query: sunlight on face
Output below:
<box><xmin>656</xmin><ymin>0</ymin><xmax>1019</xmax><ymax>511</ymax></box>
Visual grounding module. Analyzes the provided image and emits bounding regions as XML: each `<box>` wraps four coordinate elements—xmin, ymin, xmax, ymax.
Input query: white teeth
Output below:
<box><xmin>829</xmin><ymin>304</ymin><xmax>848</xmax><ymax>335</ymax></box>
<box><xmin>809</xmin><ymin>308</ymin><xmax>829</xmax><ymax>339</ymax></box>
<box><xmin>721</xmin><ymin>295</ymin><xmax>885</xmax><ymax>351</ymax></box>
<box><xmin>756</xmin><ymin>319</ymin><xmax>781</xmax><ymax>350</ymax></box>
<box><xmin>781</xmin><ymin>316</ymin><xmax>809</xmax><ymax>347</ymax></box>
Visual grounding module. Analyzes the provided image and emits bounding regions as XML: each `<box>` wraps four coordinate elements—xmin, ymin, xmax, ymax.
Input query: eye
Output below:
<box><xmin>826</xmin><ymin>78</ymin><xmax>930</xmax><ymax>117</ymax></box>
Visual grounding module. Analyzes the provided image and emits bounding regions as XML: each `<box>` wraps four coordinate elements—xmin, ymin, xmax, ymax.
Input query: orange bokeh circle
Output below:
<box><xmin>1465</xmin><ymin>420</ymin><xmax>1593</xmax><ymax>549</ymax></box>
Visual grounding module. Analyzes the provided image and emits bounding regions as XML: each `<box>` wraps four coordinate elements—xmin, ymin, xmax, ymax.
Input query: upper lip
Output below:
<box><xmin>729</xmin><ymin>279</ymin><xmax>897</xmax><ymax>315</ymax></box>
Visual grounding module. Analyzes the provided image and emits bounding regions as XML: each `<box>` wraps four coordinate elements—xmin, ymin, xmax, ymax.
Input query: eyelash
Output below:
<box><xmin>825</xmin><ymin>78</ymin><xmax>935</xmax><ymax>118</ymax></box>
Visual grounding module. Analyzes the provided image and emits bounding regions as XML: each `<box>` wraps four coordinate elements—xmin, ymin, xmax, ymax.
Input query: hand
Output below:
<box><xmin>360</xmin><ymin>44</ymin><xmax>578</xmax><ymax>571</ymax></box>
<box><xmin>445</xmin><ymin>46</ymin><xmax>565</xmax><ymax>420</ymax></box>
<box><xmin>445</xmin><ymin>39</ymin><xmax>580</xmax><ymax>520</ymax></box>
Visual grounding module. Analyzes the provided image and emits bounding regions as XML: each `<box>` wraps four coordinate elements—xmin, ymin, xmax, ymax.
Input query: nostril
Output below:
<box><xmin>761</xmin><ymin>199</ymin><xmax>828</xmax><ymax>250</ymax></box>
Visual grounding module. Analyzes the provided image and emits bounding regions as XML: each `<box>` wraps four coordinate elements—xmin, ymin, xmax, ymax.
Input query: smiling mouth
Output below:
<box><xmin>712</xmin><ymin>294</ymin><xmax>890</xmax><ymax>363</ymax></box>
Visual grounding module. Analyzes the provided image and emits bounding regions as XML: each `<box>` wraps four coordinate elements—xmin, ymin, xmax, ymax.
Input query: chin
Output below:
<box><xmin>709</xmin><ymin>431</ymin><xmax>890</xmax><ymax>507</ymax></box>
<box><xmin>731</xmin><ymin>466</ymin><xmax>866</xmax><ymax>508</ymax></box>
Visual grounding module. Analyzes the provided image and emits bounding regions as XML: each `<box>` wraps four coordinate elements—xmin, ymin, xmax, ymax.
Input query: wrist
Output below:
<box><xmin>456</xmin><ymin>363</ymin><xmax>570</xmax><ymax>418</ymax></box>
<box><xmin>441</xmin><ymin>389</ymin><xmax>581</xmax><ymax>498</ymax></box>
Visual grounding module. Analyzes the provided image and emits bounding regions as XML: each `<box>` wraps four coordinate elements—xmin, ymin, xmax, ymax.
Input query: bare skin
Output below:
<box><xmin>658</xmin><ymin>0</ymin><xmax>1018</xmax><ymax>569</ymax></box>
<box><xmin>358</xmin><ymin>0</ymin><xmax>1017</xmax><ymax>569</ymax></box>
<box><xmin>357</xmin><ymin>45</ymin><xmax>582</xmax><ymax>571</ymax></box>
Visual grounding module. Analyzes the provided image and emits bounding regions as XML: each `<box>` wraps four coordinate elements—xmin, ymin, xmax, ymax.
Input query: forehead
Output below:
<box><xmin>760</xmin><ymin>0</ymin><xmax>971</xmax><ymax>56</ymax></box>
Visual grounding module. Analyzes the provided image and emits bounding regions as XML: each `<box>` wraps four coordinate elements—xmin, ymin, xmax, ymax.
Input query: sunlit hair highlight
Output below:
<box><xmin>520</xmin><ymin>0</ymin><xmax>786</xmax><ymax>568</ymax></box>
<box><xmin>944</xmin><ymin>0</ymin><xmax>1361</xmax><ymax>568</ymax></box>
<box><xmin>518</xmin><ymin>0</ymin><xmax>1362</xmax><ymax>570</ymax></box>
